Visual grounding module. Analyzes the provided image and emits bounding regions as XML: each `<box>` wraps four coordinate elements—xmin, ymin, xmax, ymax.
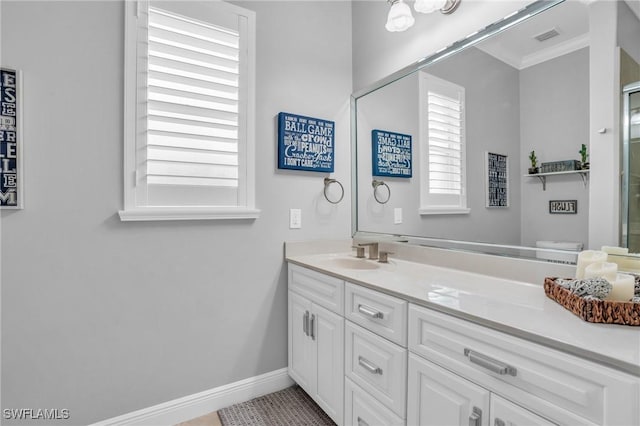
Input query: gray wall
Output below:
<box><xmin>0</xmin><ymin>1</ymin><xmax>352</xmax><ymax>424</ymax></box>
<box><xmin>520</xmin><ymin>48</ymin><xmax>590</xmax><ymax>248</ymax></box>
<box><xmin>357</xmin><ymin>47</ymin><xmax>522</xmax><ymax>245</ymax></box>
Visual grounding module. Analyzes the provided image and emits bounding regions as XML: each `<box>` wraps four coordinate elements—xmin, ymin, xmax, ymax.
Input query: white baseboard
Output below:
<box><xmin>90</xmin><ymin>368</ymin><xmax>294</xmax><ymax>426</ymax></box>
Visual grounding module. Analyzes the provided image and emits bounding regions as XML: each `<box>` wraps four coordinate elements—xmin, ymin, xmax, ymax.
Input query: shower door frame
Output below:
<box><xmin>622</xmin><ymin>81</ymin><xmax>640</xmax><ymax>248</ymax></box>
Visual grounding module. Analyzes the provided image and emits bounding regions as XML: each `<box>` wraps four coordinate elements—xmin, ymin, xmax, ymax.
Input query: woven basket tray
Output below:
<box><xmin>544</xmin><ymin>278</ymin><xmax>640</xmax><ymax>326</ymax></box>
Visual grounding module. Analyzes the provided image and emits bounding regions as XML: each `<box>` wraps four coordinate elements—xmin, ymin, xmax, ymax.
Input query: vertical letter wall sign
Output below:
<box><xmin>485</xmin><ymin>152</ymin><xmax>508</xmax><ymax>208</ymax></box>
<box><xmin>371</xmin><ymin>129</ymin><xmax>412</xmax><ymax>178</ymax></box>
<box><xmin>0</xmin><ymin>68</ymin><xmax>22</xmax><ymax>209</ymax></box>
<box><xmin>277</xmin><ymin>112</ymin><xmax>335</xmax><ymax>172</ymax></box>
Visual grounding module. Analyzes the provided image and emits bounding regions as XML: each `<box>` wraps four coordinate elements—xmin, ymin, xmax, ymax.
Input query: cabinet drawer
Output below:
<box><xmin>288</xmin><ymin>264</ymin><xmax>344</xmax><ymax>314</ymax></box>
<box><xmin>345</xmin><ymin>378</ymin><xmax>404</xmax><ymax>426</ymax></box>
<box><xmin>345</xmin><ymin>321</ymin><xmax>407</xmax><ymax>418</ymax></box>
<box><xmin>409</xmin><ymin>305</ymin><xmax>639</xmax><ymax>426</ymax></box>
<box><xmin>345</xmin><ymin>283</ymin><xmax>407</xmax><ymax>347</ymax></box>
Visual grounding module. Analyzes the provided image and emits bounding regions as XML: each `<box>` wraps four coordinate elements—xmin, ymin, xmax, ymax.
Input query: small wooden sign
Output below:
<box><xmin>371</xmin><ymin>129</ymin><xmax>412</xmax><ymax>178</ymax></box>
<box><xmin>277</xmin><ymin>112</ymin><xmax>334</xmax><ymax>172</ymax></box>
<box><xmin>549</xmin><ymin>200</ymin><xmax>577</xmax><ymax>214</ymax></box>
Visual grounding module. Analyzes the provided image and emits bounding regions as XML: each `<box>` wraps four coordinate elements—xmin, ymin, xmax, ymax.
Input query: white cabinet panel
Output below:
<box><xmin>491</xmin><ymin>395</ymin><xmax>555</xmax><ymax>426</ymax></box>
<box><xmin>289</xmin><ymin>263</ymin><xmax>344</xmax><ymax>314</ymax></box>
<box><xmin>345</xmin><ymin>321</ymin><xmax>407</xmax><ymax>418</ymax></box>
<box><xmin>314</xmin><ymin>302</ymin><xmax>344</xmax><ymax>425</ymax></box>
<box><xmin>345</xmin><ymin>282</ymin><xmax>407</xmax><ymax>347</ymax></box>
<box><xmin>288</xmin><ymin>291</ymin><xmax>315</xmax><ymax>394</ymax></box>
<box><xmin>344</xmin><ymin>378</ymin><xmax>404</xmax><ymax>426</ymax></box>
<box><xmin>408</xmin><ymin>353</ymin><xmax>490</xmax><ymax>426</ymax></box>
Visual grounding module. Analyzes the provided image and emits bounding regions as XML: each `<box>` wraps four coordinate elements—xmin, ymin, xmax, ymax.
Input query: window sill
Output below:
<box><xmin>419</xmin><ymin>207</ymin><xmax>470</xmax><ymax>215</ymax></box>
<box><xmin>118</xmin><ymin>207</ymin><xmax>261</xmax><ymax>222</ymax></box>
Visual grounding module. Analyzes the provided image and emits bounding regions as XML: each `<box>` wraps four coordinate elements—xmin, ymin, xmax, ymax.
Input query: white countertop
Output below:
<box><xmin>286</xmin><ymin>251</ymin><xmax>640</xmax><ymax>377</ymax></box>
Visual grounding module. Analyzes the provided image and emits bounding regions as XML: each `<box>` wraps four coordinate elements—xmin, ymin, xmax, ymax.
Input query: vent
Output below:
<box><xmin>534</xmin><ymin>28</ymin><xmax>560</xmax><ymax>42</ymax></box>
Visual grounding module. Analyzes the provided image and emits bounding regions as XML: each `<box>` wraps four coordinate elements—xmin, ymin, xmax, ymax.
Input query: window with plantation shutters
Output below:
<box><xmin>419</xmin><ymin>72</ymin><xmax>469</xmax><ymax>215</ymax></box>
<box><xmin>120</xmin><ymin>1</ymin><xmax>258</xmax><ymax>221</ymax></box>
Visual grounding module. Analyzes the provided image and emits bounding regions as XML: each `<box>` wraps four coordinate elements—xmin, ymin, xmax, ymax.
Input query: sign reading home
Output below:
<box><xmin>486</xmin><ymin>152</ymin><xmax>508</xmax><ymax>207</ymax></box>
<box><xmin>371</xmin><ymin>130</ymin><xmax>412</xmax><ymax>178</ymax></box>
<box><xmin>0</xmin><ymin>68</ymin><xmax>20</xmax><ymax>208</ymax></box>
<box><xmin>549</xmin><ymin>200</ymin><xmax>577</xmax><ymax>214</ymax></box>
<box><xmin>277</xmin><ymin>112</ymin><xmax>334</xmax><ymax>172</ymax></box>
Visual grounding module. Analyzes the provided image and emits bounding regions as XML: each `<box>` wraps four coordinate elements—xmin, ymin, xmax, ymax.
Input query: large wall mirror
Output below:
<box><xmin>353</xmin><ymin>0</ymin><xmax>640</xmax><ymax>263</ymax></box>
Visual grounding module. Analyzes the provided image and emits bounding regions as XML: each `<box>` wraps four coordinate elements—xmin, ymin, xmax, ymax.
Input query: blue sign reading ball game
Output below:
<box><xmin>372</xmin><ymin>129</ymin><xmax>412</xmax><ymax>178</ymax></box>
<box><xmin>278</xmin><ymin>112</ymin><xmax>335</xmax><ymax>173</ymax></box>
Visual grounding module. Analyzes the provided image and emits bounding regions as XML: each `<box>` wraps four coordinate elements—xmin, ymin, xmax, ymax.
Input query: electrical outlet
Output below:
<box><xmin>394</xmin><ymin>207</ymin><xmax>403</xmax><ymax>224</ymax></box>
<box><xmin>289</xmin><ymin>209</ymin><xmax>302</xmax><ymax>229</ymax></box>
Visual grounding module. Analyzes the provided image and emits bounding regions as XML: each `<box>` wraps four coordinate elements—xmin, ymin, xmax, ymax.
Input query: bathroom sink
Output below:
<box><xmin>321</xmin><ymin>257</ymin><xmax>380</xmax><ymax>270</ymax></box>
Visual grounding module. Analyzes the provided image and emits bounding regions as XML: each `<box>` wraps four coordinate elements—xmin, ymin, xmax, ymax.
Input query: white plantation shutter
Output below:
<box><xmin>419</xmin><ymin>72</ymin><xmax>469</xmax><ymax>214</ymax></box>
<box><xmin>121</xmin><ymin>1</ymin><xmax>257</xmax><ymax>220</ymax></box>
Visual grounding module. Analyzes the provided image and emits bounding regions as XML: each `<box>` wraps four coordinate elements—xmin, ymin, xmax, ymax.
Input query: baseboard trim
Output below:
<box><xmin>90</xmin><ymin>368</ymin><xmax>294</xmax><ymax>426</ymax></box>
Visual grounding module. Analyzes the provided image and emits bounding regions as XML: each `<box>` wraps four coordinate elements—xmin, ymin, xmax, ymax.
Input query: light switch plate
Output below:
<box><xmin>290</xmin><ymin>208</ymin><xmax>302</xmax><ymax>229</ymax></box>
<box><xmin>394</xmin><ymin>207</ymin><xmax>403</xmax><ymax>224</ymax></box>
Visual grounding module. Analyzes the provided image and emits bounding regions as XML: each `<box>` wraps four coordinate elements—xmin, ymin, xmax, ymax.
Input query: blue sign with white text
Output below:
<box><xmin>372</xmin><ymin>129</ymin><xmax>412</xmax><ymax>178</ymax></box>
<box><xmin>0</xmin><ymin>68</ymin><xmax>18</xmax><ymax>207</ymax></box>
<box><xmin>278</xmin><ymin>112</ymin><xmax>335</xmax><ymax>172</ymax></box>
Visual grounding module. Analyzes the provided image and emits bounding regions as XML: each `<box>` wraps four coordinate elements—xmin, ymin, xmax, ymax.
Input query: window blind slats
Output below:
<box><xmin>148</xmin><ymin>71</ymin><xmax>237</xmax><ymax>101</ymax></box>
<box><xmin>148</xmin><ymin>131</ymin><xmax>238</xmax><ymax>153</ymax></box>
<box><xmin>148</xmin><ymin>100</ymin><xmax>238</xmax><ymax>127</ymax></box>
<box><xmin>149</xmin><ymin>8</ymin><xmax>239</xmax><ymax>48</ymax></box>
<box><xmin>149</xmin><ymin>26</ymin><xmax>239</xmax><ymax>61</ymax></box>
<box><xmin>149</xmin><ymin>41</ymin><xmax>238</xmax><ymax>74</ymax></box>
<box><xmin>428</xmin><ymin>89</ymin><xmax>463</xmax><ymax>196</ymax></box>
<box><xmin>148</xmin><ymin>147</ymin><xmax>238</xmax><ymax>166</ymax></box>
<box><xmin>148</xmin><ymin>116</ymin><xmax>238</xmax><ymax>140</ymax></box>
<box><xmin>149</xmin><ymin>56</ymin><xmax>237</xmax><ymax>87</ymax></box>
<box><xmin>147</xmin><ymin>161</ymin><xmax>238</xmax><ymax>180</ymax></box>
<box><xmin>147</xmin><ymin>175</ymin><xmax>238</xmax><ymax>188</ymax></box>
<box><xmin>148</xmin><ymin>86</ymin><xmax>237</xmax><ymax>113</ymax></box>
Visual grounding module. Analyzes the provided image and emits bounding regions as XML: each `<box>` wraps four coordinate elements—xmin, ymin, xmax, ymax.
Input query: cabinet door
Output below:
<box><xmin>491</xmin><ymin>395</ymin><xmax>556</xmax><ymax>426</ymax></box>
<box><xmin>288</xmin><ymin>291</ymin><xmax>315</xmax><ymax>395</ymax></box>
<box><xmin>313</xmin><ymin>302</ymin><xmax>344</xmax><ymax>425</ymax></box>
<box><xmin>408</xmin><ymin>353</ymin><xmax>490</xmax><ymax>426</ymax></box>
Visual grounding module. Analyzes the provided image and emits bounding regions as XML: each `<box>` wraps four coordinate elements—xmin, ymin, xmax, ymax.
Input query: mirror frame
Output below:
<box><xmin>350</xmin><ymin>0</ymin><xmax>572</xmax><ymax>259</ymax></box>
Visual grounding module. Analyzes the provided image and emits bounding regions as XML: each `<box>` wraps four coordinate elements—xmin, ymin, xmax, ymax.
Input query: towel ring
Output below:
<box><xmin>372</xmin><ymin>179</ymin><xmax>390</xmax><ymax>204</ymax></box>
<box><xmin>323</xmin><ymin>178</ymin><xmax>344</xmax><ymax>204</ymax></box>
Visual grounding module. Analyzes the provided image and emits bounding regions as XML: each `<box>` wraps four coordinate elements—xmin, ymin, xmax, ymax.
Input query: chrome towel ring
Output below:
<box><xmin>372</xmin><ymin>179</ymin><xmax>390</xmax><ymax>204</ymax></box>
<box><xmin>323</xmin><ymin>177</ymin><xmax>344</xmax><ymax>204</ymax></box>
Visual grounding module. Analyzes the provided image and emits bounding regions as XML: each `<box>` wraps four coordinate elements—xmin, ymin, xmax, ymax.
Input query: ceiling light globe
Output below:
<box><xmin>385</xmin><ymin>0</ymin><xmax>415</xmax><ymax>32</ymax></box>
<box><xmin>414</xmin><ymin>0</ymin><xmax>447</xmax><ymax>14</ymax></box>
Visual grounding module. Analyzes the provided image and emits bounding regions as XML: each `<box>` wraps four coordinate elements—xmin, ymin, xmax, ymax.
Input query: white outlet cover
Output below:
<box><xmin>394</xmin><ymin>207</ymin><xmax>403</xmax><ymax>224</ymax></box>
<box><xmin>290</xmin><ymin>208</ymin><xmax>302</xmax><ymax>229</ymax></box>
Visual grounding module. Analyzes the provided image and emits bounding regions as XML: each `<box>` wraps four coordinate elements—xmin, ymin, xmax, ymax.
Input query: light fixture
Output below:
<box><xmin>385</xmin><ymin>0</ymin><xmax>415</xmax><ymax>32</ymax></box>
<box><xmin>414</xmin><ymin>0</ymin><xmax>461</xmax><ymax>15</ymax></box>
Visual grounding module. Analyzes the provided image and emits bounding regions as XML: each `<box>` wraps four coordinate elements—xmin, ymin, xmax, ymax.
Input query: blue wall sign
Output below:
<box><xmin>278</xmin><ymin>112</ymin><xmax>335</xmax><ymax>172</ymax></box>
<box><xmin>372</xmin><ymin>129</ymin><xmax>412</xmax><ymax>178</ymax></box>
<box><xmin>0</xmin><ymin>68</ymin><xmax>20</xmax><ymax>208</ymax></box>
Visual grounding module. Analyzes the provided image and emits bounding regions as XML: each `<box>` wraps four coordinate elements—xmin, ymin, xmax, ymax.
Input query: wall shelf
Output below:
<box><xmin>524</xmin><ymin>169</ymin><xmax>589</xmax><ymax>191</ymax></box>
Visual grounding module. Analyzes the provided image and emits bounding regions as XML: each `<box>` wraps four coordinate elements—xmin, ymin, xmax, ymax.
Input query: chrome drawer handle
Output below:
<box><xmin>310</xmin><ymin>314</ymin><xmax>315</xmax><ymax>340</ymax></box>
<box><xmin>358</xmin><ymin>304</ymin><xmax>384</xmax><ymax>319</ymax></box>
<box><xmin>303</xmin><ymin>311</ymin><xmax>309</xmax><ymax>336</ymax></box>
<box><xmin>358</xmin><ymin>356</ymin><xmax>383</xmax><ymax>375</ymax></box>
<box><xmin>357</xmin><ymin>417</ymin><xmax>369</xmax><ymax>426</ymax></box>
<box><xmin>495</xmin><ymin>418</ymin><xmax>505</xmax><ymax>426</ymax></box>
<box><xmin>464</xmin><ymin>348</ymin><xmax>517</xmax><ymax>377</ymax></box>
<box><xmin>469</xmin><ymin>406</ymin><xmax>482</xmax><ymax>426</ymax></box>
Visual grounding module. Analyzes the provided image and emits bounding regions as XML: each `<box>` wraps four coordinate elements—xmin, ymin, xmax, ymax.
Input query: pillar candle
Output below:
<box><xmin>584</xmin><ymin>261</ymin><xmax>618</xmax><ymax>281</ymax></box>
<box><xmin>606</xmin><ymin>273</ymin><xmax>635</xmax><ymax>302</ymax></box>
<box><xmin>576</xmin><ymin>250</ymin><xmax>608</xmax><ymax>279</ymax></box>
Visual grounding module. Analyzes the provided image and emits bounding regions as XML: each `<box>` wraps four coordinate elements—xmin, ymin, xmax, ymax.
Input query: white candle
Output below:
<box><xmin>584</xmin><ymin>262</ymin><xmax>618</xmax><ymax>281</ymax></box>
<box><xmin>576</xmin><ymin>250</ymin><xmax>608</xmax><ymax>279</ymax></box>
<box><xmin>606</xmin><ymin>273</ymin><xmax>636</xmax><ymax>302</ymax></box>
<box><xmin>601</xmin><ymin>246</ymin><xmax>630</xmax><ymax>255</ymax></box>
<box><xmin>608</xmin><ymin>254</ymin><xmax>640</xmax><ymax>273</ymax></box>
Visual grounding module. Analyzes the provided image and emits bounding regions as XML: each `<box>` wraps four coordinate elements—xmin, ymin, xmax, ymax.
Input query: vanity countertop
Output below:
<box><xmin>286</xmin><ymin>251</ymin><xmax>640</xmax><ymax>377</ymax></box>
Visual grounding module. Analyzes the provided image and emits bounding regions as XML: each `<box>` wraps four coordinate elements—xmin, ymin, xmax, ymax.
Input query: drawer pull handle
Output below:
<box><xmin>495</xmin><ymin>418</ymin><xmax>505</xmax><ymax>426</ymax></box>
<box><xmin>358</xmin><ymin>304</ymin><xmax>384</xmax><ymax>319</ymax></box>
<box><xmin>358</xmin><ymin>356</ymin><xmax>383</xmax><ymax>375</ymax></box>
<box><xmin>309</xmin><ymin>314</ymin><xmax>315</xmax><ymax>340</ymax></box>
<box><xmin>357</xmin><ymin>417</ymin><xmax>369</xmax><ymax>426</ymax></box>
<box><xmin>464</xmin><ymin>348</ymin><xmax>517</xmax><ymax>377</ymax></box>
<box><xmin>303</xmin><ymin>311</ymin><xmax>308</xmax><ymax>336</ymax></box>
<box><xmin>469</xmin><ymin>406</ymin><xmax>482</xmax><ymax>426</ymax></box>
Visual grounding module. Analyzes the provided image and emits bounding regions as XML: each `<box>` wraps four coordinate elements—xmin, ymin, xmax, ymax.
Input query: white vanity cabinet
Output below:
<box><xmin>288</xmin><ymin>265</ymin><xmax>344</xmax><ymax>425</ymax></box>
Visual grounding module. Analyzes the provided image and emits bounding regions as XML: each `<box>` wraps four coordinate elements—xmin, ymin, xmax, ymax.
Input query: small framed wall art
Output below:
<box><xmin>549</xmin><ymin>200</ymin><xmax>577</xmax><ymax>214</ymax></box>
<box><xmin>485</xmin><ymin>152</ymin><xmax>508</xmax><ymax>208</ymax></box>
<box><xmin>371</xmin><ymin>129</ymin><xmax>412</xmax><ymax>178</ymax></box>
<box><xmin>277</xmin><ymin>112</ymin><xmax>335</xmax><ymax>172</ymax></box>
<box><xmin>0</xmin><ymin>68</ymin><xmax>22</xmax><ymax>209</ymax></box>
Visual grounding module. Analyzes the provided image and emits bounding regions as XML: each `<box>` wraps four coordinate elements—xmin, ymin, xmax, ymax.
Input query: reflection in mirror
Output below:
<box><xmin>354</xmin><ymin>0</ymin><xmax>640</xmax><ymax>264</ymax></box>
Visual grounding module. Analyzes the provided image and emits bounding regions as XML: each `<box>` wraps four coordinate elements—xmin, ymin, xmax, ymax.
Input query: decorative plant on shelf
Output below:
<box><xmin>579</xmin><ymin>144</ymin><xmax>589</xmax><ymax>169</ymax></box>
<box><xmin>528</xmin><ymin>150</ymin><xmax>538</xmax><ymax>174</ymax></box>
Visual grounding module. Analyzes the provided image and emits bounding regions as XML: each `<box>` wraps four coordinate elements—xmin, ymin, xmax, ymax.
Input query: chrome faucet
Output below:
<box><xmin>378</xmin><ymin>251</ymin><xmax>393</xmax><ymax>263</ymax></box>
<box><xmin>358</xmin><ymin>242</ymin><xmax>379</xmax><ymax>260</ymax></box>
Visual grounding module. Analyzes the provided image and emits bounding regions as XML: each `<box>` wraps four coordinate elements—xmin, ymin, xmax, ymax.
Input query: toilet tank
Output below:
<box><xmin>536</xmin><ymin>241</ymin><xmax>583</xmax><ymax>263</ymax></box>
